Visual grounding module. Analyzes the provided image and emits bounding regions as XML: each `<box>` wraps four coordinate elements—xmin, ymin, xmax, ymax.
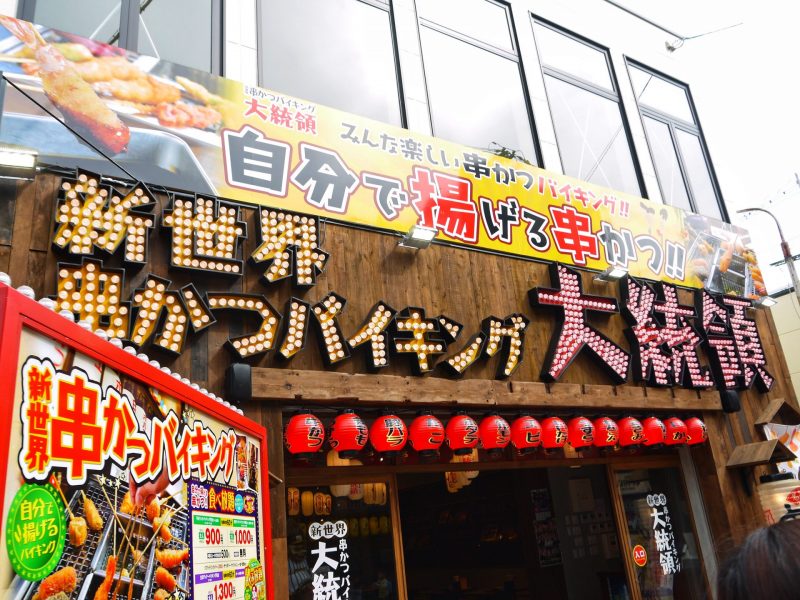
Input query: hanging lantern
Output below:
<box><xmin>369</xmin><ymin>516</ymin><xmax>380</xmax><ymax>535</ymax></box>
<box><xmin>329</xmin><ymin>410</ymin><xmax>369</xmax><ymax>458</ymax></box>
<box><xmin>324</xmin><ymin>493</ymin><xmax>332</xmax><ymax>515</ymax></box>
<box><xmin>642</xmin><ymin>417</ymin><xmax>666</xmax><ymax>447</ymax></box>
<box><xmin>664</xmin><ymin>417</ymin><xmax>688</xmax><ymax>446</ymax></box>
<box><xmin>287</xmin><ymin>487</ymin><xmax>300</xmax><ymax>516</ymax></box>
<box><xmin>301</xmin><ymin>490</ymin><xmax>314</xmax><ymax>517</ymax></box>
<box><xmin>567</xmin><ymin>416</ymin><xmax>594</xmax><ymax>449</ymax></box>
<box><xmin>364</xmin><ymin>483</ymin><xmax>376</xmax><ymax>505</ymax></box>
<box><xmin>285</xmin><ymin>413</ymin><xmax>325</xmax><ymax>458</ymax></box>
<box><xmin>326</xmin><ymin>450</ymin><xmax>350</xmax><ymax>467</ymax></box>
<box><xmin>374</xmin><ymin>482</ymin><xmax>387</xmax><ymax>505</ymax></box>
<box><xmin>445</xmin><ymin>470</ymin><xmax>468</xmax><ymax>493</ymax></box>
<box><xmin>409</xmin><ymin>414</ymin><xmax>445</xmax><ymax>457</ymax></box>
<box><xmin>685</xmin><ymin>417</ymin><xmax>708</xmax><ymax>446</ymax></box>
<box><xmin>510</xmin><ymin>416</ymin><xmax>542</xmax><ymax>454</ymax></box>
<box><xmin>348</xmin><ymin>517</ymin><xmax>360</xmax><ymax>538</ymax></box>
<box><xmin>541</xmin><ymin>417</ymin><xmax>568</xmax><ymax>450</ymax></box>
<box><xmin>479</xmin><ymin>414</ymin><xmax>511</xmax><ymax>454</ymax></box>
<box><xmin>618</xmin><ymin>416</ymin><xmax>644</xmax><ymax>447</ymax></box>
<box><xmin>446</xmin><ymin>414</ymin><xmax>480</xmax><ymax>455</ymax></box>
<box><xmin>370</xmin><ymin>414</ymin><xmax>407</xmax><ymax>454</ymax></box>
<box><xmin>593</xmin><ymin>417</ymin><xmax>619</xmax><ymax>448</ymax></box>
<box><xmin>359</xmin><ymin>516</ymin><xmax>370</xmax><ymax>536</ymax></box>
<box><xmin>379</xmin><ymin>515</ymin><xmax>390</xmax><ymax>534</ymax></box>
<box><xmin>330</xmin><ymin>483</ymin><xmax>350</xmax><ymax>498</ymax></box>
<box><xmin>348</xmin><ymin>483</ymin><xmax>364</xmax><ymax>501</ymax></box>
<box><xmin>313</xmin><ymin>491</ymin><xmax>326</xmax><ymax>515</ymax></box>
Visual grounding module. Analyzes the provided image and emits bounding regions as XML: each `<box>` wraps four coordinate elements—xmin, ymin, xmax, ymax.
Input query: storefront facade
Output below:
<box><xmin>0</xmin><ymin>4</ymin><xmax>796</xmax><ymax>600</ymax></box>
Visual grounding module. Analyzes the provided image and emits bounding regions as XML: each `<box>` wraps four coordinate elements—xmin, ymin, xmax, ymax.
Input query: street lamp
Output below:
<box><xmin>737</xmin><ymin>207</ymin><xmax>800</xmax><ymax>306</ymax></box>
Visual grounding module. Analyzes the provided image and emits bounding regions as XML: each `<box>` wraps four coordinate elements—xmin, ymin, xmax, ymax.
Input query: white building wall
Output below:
<box><xmin>771</xmin><ymin>294</ymin><xmax>800</xmax><ymax>398</ymax></box>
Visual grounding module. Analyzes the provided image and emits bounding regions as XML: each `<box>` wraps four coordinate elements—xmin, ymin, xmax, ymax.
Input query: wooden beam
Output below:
<box><xmin>251</xmin><ymin>367</ymin><xmax>723</xmax><ymax>411</ymax></box>
<box><xmin>726</xmin><ymin>439</ymin><xmax>796</xmax><ymax>469</ymax></box>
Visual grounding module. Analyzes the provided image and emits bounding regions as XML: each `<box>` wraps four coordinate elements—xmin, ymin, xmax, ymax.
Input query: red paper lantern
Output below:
<box><xmin>685</xmin><ymin>417</ymin><xmax>708</xmax><ymax>446</ymax></box>
<box><xmin>593</xmin><ymin>417</ymin><xmax>619</xmax><ymax>448</ymax></box>
<box><xmin>541</xmin><ymin>417</ymin><xmax>568</xmax><ymax>450</ymax></box>
<box><xmin>328</xmin><ymin>411</ymin><xmax>369</xmax><ymax>458</ymax></box>
<box><xmin>567</xmin><ymin>416</ymin><xmax>595</xmax><ymax>449</ymax></box>
<box><xmin>617</xmin><ymin>417</ymin><xmax>644</xmax><ymax>447</ymax></box>
<box><xmin>664</xmin><ymin>417</ymin><xmax>688</xmax><ymax>446</ymax></box>
<box><xmin>409</xmin><ymin>414</ymin><xmax>445</xmax><ymax>457</ymax></box>
<box><xmin>446</xmin><ymin>414</ymin><xmax>479</xmax><ymax>455</ymax></box>
<box><xmin>510</xmin><ymin>415</ymin><xmax>541</xmax><ymax>453</ymax></box>
<box><xmin>642</xmin><ymin>417</ymin><xmax>666</xmax><ymax>447</ymax></box>
<box><xmin>479</xmin><ymin>414</ymin><xmax>511</xmax><ymax>453</ymax></box>
<box><xmin>284</xmin><ymin>413</ymin><xmax>325</xmax><ymax>457</ymax></box>
<box><xmin>370</xmin><ymin>415</ymin><xmax>407</xmax><ymax>453</ymax></box>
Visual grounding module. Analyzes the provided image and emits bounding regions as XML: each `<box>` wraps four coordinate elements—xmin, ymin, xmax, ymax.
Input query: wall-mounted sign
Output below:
<box><xmin>0</xmin><ymin>16</ymin><xmax>765</xmax><ymax>298</ymax></box>
<box><xmin>0</xmin><ymin>287</ymin><xmax>273</xmax><ymax>599</ymax></box>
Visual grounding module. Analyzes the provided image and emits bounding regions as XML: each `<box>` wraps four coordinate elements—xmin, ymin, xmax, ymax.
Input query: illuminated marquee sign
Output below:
<box><xmin>49</xmin><ymin>172</ymin><xmax>775</xmax><ymax>394</ymax></box>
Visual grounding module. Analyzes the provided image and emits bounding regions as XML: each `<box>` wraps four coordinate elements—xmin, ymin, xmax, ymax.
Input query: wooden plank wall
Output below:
<box><xmin>1</xmin><ymin>171</ymin><xmax>796</xmax><ymax>572</ymax></box>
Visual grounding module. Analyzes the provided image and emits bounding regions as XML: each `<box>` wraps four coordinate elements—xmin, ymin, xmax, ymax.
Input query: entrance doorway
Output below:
<box><xmin>286</xmin><ymin>459</ymin><xmax>709</xmax><ymax>599</ymax></box>
<box><xmin>398</xmin><ymin>466</ymin><xmax>627</xmax><ymax>599</ymax></box>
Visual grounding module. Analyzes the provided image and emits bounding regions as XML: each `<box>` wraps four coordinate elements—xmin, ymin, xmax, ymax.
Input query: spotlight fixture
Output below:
<box><xmin>399</xmin><ymin>225</ymin><xmax>437</xmax><ymax>249</ymax></box>
<box><xmin>754</xmin><ymin>296</ymin><xmax>777</xmax><ymax>308</ymax></box>
<box><xmin>594</xmin><ymin>265</ymin><xmax>628</xmax><ymax>283</ymax></box>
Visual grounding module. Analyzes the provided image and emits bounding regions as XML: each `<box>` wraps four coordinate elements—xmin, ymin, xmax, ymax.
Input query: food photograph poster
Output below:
<box><xmin>0</xmin><ymin>325</ymin><xmax>269</xmax><ymax>600</ymax></box>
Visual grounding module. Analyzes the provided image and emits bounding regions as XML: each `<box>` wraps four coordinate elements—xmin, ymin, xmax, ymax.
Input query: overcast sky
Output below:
<box><xmin>617</xmin><ymin>0</ymin><xmax>800</xmax><ymax>294</ymax></box>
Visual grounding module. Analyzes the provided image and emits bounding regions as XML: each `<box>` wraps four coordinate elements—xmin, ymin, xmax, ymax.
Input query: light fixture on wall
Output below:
<box><xmin>0</xmin><ymin>144</ymin><xmax>37</xmax><ymax>177</ymax></box>
<box><xmin>754</xmin><ymin>296</ymin><xmax>778</xmax><ymax>309</ymax></box>
<box><xmin>594</xmin><ymin>265</ymin><xmax>628</xmax><ymax>283</ymax></box>
<box><xmin>399</xmin><ymin>224</ymin><xmax>437</xmax><ymax>249</ymax></box>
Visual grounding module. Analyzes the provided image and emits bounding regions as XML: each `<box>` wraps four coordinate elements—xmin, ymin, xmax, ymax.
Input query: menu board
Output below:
<box><xmin>189</xmin><ymin>480</ymin><xmax>264</xmax><ymax>600</ymax></box>
<box><xmin>0</xmin><ymin>301</ymin><xmax>271</xmax><ymax>600</ymax></box>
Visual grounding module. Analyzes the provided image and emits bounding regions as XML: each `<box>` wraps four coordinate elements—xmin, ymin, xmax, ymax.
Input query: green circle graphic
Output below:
<box><xmin>6</xmin><ymin>483</ymin><xmax>66</xmax><ymax>581</ymax></box>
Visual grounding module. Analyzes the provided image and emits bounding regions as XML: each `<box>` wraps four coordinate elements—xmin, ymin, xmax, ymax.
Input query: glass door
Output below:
<box><xmin>609</xmin><ymin>464</ymin><xmax>709</xmax><ymax>600</ymax></box>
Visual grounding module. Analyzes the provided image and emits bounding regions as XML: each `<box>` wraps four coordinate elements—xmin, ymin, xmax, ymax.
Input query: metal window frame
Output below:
<box><xmin>257</xmin><ymin>0</ymin><xmax>407</xmax><ymax>129</ymax></box>
<box><xmin>416</xmin><ymin>0</ymin><xmax>540</xmax><ymax>165</ymax></box>
<box><xmin>531</xmin><ymin>16</ymin><xmax>646</xmax><ymax>197</ymax></box>
<box><xmin>18</xmin><ymin>0</ymin><xmax>224</xmax><ymax>76</ymax></box>
<box><xmin>625</xmin><ymin>58</ymin><xmax>728</xmax><ymax>221</ymax></box>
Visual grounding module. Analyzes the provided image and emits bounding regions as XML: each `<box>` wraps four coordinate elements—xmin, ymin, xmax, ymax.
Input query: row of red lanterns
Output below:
<box><xmin>284</xmin><ymin>411</ymin><xmax>708</xmax><ymax>457</ymax></box>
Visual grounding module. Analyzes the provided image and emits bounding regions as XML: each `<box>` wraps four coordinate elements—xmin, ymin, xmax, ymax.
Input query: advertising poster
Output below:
<box><xmin>0</xmin><ymin>325</ymin><xmax>268</xmax><ymax>600</ymax></box>
<box><xmin>0</xmin><ymin>16</ymin><xmax>765</xmax><ymax>298</ymax></box>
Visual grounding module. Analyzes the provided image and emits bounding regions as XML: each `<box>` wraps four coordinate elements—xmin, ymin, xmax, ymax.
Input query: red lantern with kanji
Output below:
<box><xmin>618</xmin><ymin>416</ymin><xmax>644</xmax><ymax>447</ymax></box>
<box><xmin>642</xmin><ymin>416</ymin><xmax>666</xmax><ymax>447</ymax></box>
<box><xmin>329</xmin><ymin>410</ymin><xmax>369</xmax><ymax>458</ymax></box>
<box><xmin>409</xmin><ymin>414</ymin><xmax>445</xmax><ymax>457</ymax></box>
<box><xmin>593</xmin><ymin>417</ymin><xmax>619</xmax><ymax>448</ymax></box>
<box><xmin>370</xmin><ymin>414</ymin><xmax>407</xmax><ymax>454</ymax></box>
<box><xmin>567</xmin><ymin>416</ymin><xmax>594</xmax><ymax>449</ymax></box>
<box><xmin>541</xmin><ymin>417</ymin><xmax>568</xmax><ymax>450</ymax></box>
<box><xmin>511</xmin><ymin>415</ymin><xmax>541</xmax><ymax>453</ymax></box>
<box><xmin>685</xmin><ymin>417</ymin><xmax>708</xmax><ymax>446</ymax></box>
<box><xmin>479</xmin><ymin>414</ymin><xmax>511</xmax><ymax>454</ymax></box>
<box><xmin>446</xmin><ymin>414</ymin><xmax>480</xmax><ymax>455</ymax></box>
<box><xmin>284</xmin><ymin>413</ymin><xmax>325</xmax><ymax>458</ymax></box>
<box><xmin>664</xmin><ymin>417</ymin><xmax>688</xmax><ymax>446</ymax></box>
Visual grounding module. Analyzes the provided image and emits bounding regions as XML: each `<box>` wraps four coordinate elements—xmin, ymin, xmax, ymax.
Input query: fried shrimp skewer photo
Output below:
<box><xmin>0</xmin><ymin>16</ymin><xmax>130</xmax><ymax>154</ymax></box>
<box><xmin>93</xmin><ymin>554</ymin><xmax>118</xmax><ymax>600</ymax></box>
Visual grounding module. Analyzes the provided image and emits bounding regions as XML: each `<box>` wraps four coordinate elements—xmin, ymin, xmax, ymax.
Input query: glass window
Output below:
<box><xmin>416</xmin><ymin>0</ymin><xmax>513</xmax><ymax>53</ymax></box>
<box><xmin>675</xmin><ymin>130</ymin><xmax>722</xmax><ymax>220</ymax></box>
<box><xmin>642</xmin><ymin>117</ymin><xmax>691</xmax><ymax>212</ymax></box>
<box><xmin>629</xmin><ymin>65</ymin><xmax>694</xmax><ymax>124</ymax></box>
<box><xmin>420</xmin><ymin>26</ymin><xmax>536</xmax><ymax>162</ymax></box>
<box><xmin>137</xmin><ymin>0</ymin><xmax>213</xmax><ymax>72</ymax></box>
<box><xmin>260</xmin><ymin>0</ymin><xmax>402</xmax><ymax>126</ymax></box>
<box><xmin>532</xmin><ymin>23</ymin><xmax>612</xmax><ymax>91</ymax></box>
<box><xmin>286</xmin><ymin>482</ymin><xmax>397</xmax><ymax>600</ymax></box>
<box><xmin>534</xmin><ymin>21</ymin><xmax>641</xmax><ymax>196</ymax></box>
<box><xmin>33</xmin><ymin>0</ymin><xmax>121</xmax><ymax>43</ymax></box>
<box><xmin>615</xmin><ymin>467</ymin><xmax>707</xmax><ymax>599</ymax></box>
<box><xmin>544</xmin><ymin>75</ymin><xmax>641</xmax><ymax>195</ymax></box>
<box><xmin>628</xmin><ymin>61</ymin><xmax>724</xmax><ymax>218</ymax></box>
